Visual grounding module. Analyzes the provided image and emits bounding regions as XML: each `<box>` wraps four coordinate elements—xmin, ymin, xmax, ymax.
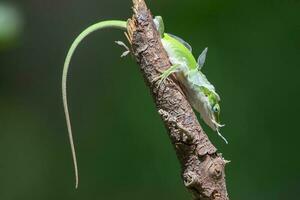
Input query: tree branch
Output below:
<box><xmin>127</xmin><ymin>0</ymin><xmax>229</xmax><ymax>199</ymax></box>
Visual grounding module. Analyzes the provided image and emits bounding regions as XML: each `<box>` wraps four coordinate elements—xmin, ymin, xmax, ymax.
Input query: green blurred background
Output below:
<box><xmin>0</xmin><ymin>0</ymin><xmax>299</xmax><ymax>199</ymax></box>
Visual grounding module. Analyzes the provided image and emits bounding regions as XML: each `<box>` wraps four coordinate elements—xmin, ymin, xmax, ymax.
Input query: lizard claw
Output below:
<box><xmin>152</xmin><ymin>74</ymin><xmax>164</xmax><ymax>88</ymax></box>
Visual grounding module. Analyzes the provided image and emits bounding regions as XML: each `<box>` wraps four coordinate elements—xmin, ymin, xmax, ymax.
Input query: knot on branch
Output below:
<box><xmin>180</xmin><ymin>155</ymin><xmax>229</xmax><ymax>200</ymax></box>
<box><xmin>207</xmin><ymin>157</ymin><xmax>226</xmax><ymax>180</ymax></box>
<box><xmin>183</xmin><ymin>170</ymin><xmax>199</xmax><ymax>187</ymax></box>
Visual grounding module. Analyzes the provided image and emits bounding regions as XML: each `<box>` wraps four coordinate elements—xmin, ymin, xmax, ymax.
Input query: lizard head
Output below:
<box><xmin>199</xmin><ymin>86</ymin><xmax>223</xmax><ymax>128</ymax></box>
<box><xmin>199</xmin><ymin>86</ymin><xmax>227</xmax><ymax>143</ymax></box>
<box><xmin>208</xmin><ymin>92</ymin><xmax>221</xmax><ymax>126</ymax></box>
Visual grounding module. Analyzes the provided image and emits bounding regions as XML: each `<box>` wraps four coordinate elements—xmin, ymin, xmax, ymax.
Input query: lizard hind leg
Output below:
<box><xmin>153</xmin><ymin>64</ymin><xmax>180</xmax><ymax>88</ymax></box>
<box><xmin>115</xmin><ymin>41</ymin><xmax>130</xmax><ymax>57</ymax></box>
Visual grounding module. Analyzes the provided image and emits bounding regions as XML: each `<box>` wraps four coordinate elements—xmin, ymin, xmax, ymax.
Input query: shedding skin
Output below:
<box><xmin>62</xmin><ymin>20</ymin><xmax>127</xmax><ymax>188</ymax></box>
<box><xmin>217</xmin><ymin>129</ymin><xmax>228</xmax><ymax>144</ymax></box>
<box><xmin>154</xmin><ymin>16</ymin><xmax>228</xmax><ymax>144</ymax></box>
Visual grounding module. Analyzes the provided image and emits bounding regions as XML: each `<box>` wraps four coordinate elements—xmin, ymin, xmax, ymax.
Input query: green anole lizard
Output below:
<box><xmin>62</xmin><ymin>16</ymin><xmax>226</xmax><ymax>189</ymax></box>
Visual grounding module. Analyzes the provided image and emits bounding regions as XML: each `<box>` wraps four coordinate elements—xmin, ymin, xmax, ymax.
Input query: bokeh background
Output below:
<box><xmin>0</xmin><ymin>0</ymin><xmax>299</xmax><ymax>199</ymax></box>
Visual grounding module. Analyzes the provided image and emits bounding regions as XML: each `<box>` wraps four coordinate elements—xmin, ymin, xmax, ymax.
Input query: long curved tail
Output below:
<box><xmin>62</xmin><ymin>20</ymin><xmax>127</xmax><ymax>189</ymax></box>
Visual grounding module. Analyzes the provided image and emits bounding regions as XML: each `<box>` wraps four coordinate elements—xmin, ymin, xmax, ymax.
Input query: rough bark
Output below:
<box><xmin>126</xmin><ymin>0</ymin><xmax>229</xmax><ymax>199</ymax></box>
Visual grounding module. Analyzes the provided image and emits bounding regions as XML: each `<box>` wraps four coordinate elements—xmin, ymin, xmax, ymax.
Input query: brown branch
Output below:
<box><xmin>127</xmin><ymin>0</ymin><xmax>229</xmax><ymax>199</ymax></box>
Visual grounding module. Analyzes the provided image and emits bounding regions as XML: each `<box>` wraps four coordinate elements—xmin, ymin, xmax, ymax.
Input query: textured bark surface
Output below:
<box><xmin>127</xmin><ymin>0</ymin><xmax>229</xmax><ymax>199</ymax></box>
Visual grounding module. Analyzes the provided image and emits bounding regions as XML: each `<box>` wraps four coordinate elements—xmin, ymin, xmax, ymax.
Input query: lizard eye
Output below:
<box><xmin>213</xmin><ymin>104</ymin><xmax>220</xmax><ymax>113</ymax></box>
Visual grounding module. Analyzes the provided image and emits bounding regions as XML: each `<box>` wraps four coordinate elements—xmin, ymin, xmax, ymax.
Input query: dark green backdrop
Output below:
<box><xmin>0</xmin><ymin>0</ymin><xmax>299</xmax><ymax>199</ymax></box>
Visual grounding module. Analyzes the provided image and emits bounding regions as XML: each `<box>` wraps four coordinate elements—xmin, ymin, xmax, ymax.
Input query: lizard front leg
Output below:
<box><xmin>153</xmin><ymin>64</ymin><xmax>180</xmax><ymax>87</ymax></box>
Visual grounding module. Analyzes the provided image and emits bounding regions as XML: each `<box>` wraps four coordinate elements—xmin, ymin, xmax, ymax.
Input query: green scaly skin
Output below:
<box><xmin>154</xmin><ymin>16</ymin><xmax>227</xmax><ymax>144</ymax></box>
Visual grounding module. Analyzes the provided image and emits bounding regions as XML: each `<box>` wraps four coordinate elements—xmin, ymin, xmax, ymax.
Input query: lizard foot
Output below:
<box><xmin>115</xmin><ymin>41</ymin><xmax>130</xmax><ymax>57</ymax></box>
